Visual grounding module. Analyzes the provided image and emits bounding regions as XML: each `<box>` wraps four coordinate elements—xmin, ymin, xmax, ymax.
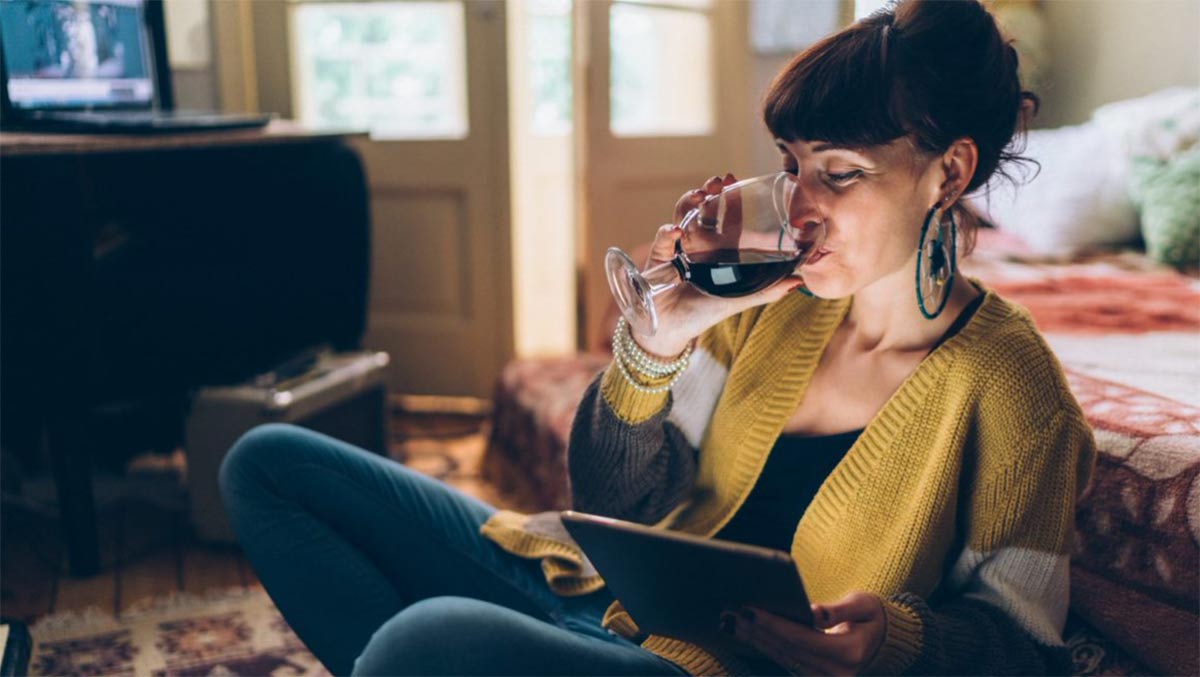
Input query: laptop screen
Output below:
<box><xmin>0</xmin><ymin>0</ymin><xmax>154</xmax><ymax>111</ymax></box>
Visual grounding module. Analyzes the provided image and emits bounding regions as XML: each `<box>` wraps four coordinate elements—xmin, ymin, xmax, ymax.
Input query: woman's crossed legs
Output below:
<box><xmin>218</xmin><ymin>423</ymin><xmax>685</xmax><ymax>676</ymax></box>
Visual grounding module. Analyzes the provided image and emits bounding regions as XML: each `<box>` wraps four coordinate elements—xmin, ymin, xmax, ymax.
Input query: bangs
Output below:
<box><xmin>762</xmin><ymin>20</ymin><xmax>908</xmax><ymax>149</ymax></box>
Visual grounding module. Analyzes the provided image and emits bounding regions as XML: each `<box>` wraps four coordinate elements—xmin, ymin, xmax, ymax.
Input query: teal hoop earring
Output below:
<box><xmin>915</xmin><ymin>202</ymin><xmax>957</xmax><ymax>319</ymax></box>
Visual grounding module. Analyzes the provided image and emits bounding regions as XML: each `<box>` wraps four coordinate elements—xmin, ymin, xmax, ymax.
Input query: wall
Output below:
<box><xmin>163</xmin><ymin>0</ymin><xmax>217</xmax><ymax>110</ymax></box>
<box><xmin>741</xmin><ymin>0</ymin><xmax>1200</xmax><ymax>167</ymax></box>
<box><xmin>747</xmin><ymin>52</ymin><xmax>795</xmax><ymax>176</ymax></box>
<box><xmin>1037</xmin><ymin>0</ymin><xmax>1200</xmax><ymax>128</ymax></box>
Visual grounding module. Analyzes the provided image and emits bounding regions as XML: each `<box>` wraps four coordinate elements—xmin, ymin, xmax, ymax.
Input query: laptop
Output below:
<box><xmin>0</xmin><ymin>0</ymin><xmax>272</xmax><ymax>133</ymax></box>
<box><xmin>559</xmin><ymin>510</ymin><xmax>813</xmax><ymax>648</ymax></box>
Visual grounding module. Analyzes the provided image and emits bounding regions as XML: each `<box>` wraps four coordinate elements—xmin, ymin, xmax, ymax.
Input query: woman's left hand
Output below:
<box><xmin>721</xmin><ymin>591</ymin><xmax>887</xmax><ymax>676</ymax></box>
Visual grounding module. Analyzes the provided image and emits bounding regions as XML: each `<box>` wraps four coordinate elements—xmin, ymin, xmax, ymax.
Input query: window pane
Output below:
<box><xmin>292</xmin><ymin>2</ymin><xmax>467</xmax><ymax>140</ymax></box>
<box><xmin>750</xmin><ymin>0</ymin><xmax>839</xmax><ymax>53</ymax></box>
<box><xmin>620</xmin><ymin>0</ymin><xmax>713</xmax><ymax>9</ymax></box>
<box><xmin>528</xmin><ymin>0</ymin><xmax>571</xmax><ymax>135</ymax></box>
<box><xmin>855</xmin><ymin>0</ymin><xmax>890</xmax><ymax>20</ymax></box>
<box><xmin>610</xmin><ymin>4</ymin><xmax>713</xmax><ymax>137</ymax></box>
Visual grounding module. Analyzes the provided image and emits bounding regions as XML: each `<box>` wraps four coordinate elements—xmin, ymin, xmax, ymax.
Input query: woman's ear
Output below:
<box><xmin>939</xmin><ymin>138</ymin><xmax>978</xmax><ymax>204</ymax></box>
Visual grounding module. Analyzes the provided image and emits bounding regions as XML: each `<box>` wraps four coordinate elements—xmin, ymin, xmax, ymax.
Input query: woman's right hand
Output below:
<box><xmin>630</xmin><ymin>173</ymin><xmax>805</xmax><ymax>360</ymax></box>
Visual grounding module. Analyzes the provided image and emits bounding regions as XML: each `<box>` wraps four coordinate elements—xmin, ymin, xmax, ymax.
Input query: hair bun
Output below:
<box><xmin>893</xmin><ymin>0</ymin><xmax>994</xmax><ymax>35</ymax></box>
<box><xmin>762</xmin><ymin>0</ymin><xmax>1041</xmax><ymax>257</ymax></box>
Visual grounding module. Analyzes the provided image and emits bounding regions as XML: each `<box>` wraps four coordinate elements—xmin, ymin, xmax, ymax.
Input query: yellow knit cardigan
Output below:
<box><xmin>481</xmin><ymin>277</ymin><xmax>1096</xmax><ymax>675</ymax></box>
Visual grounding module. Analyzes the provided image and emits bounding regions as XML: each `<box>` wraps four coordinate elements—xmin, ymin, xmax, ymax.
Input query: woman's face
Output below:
<box><xmin>777</xmin><ymin>137</ymin><xmax>946</xmax><ymax>300</ymax></box>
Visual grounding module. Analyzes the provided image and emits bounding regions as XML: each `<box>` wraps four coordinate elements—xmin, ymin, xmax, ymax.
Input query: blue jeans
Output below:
<box><xmin>218</xmin><ymin>423</ymin><xmax>689</xmax><ymax>676</ymax></box>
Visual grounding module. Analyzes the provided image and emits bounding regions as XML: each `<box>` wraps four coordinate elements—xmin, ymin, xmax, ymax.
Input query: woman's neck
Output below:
<box><xmin>843</xmin><ymin>262</ymin><xmax>981</xmax><ymax>355</ymax></box>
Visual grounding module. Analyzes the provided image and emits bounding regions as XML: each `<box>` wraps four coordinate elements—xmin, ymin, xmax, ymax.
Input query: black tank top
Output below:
<box><xmin>713</xmin><ymin>291</ymin><xmax>985</xmax><ymax>552</ymax></box>
<box><xmin>713</xmin><ymin>428</ymin><xmax>863</xmax><ymax>551</ymax></box>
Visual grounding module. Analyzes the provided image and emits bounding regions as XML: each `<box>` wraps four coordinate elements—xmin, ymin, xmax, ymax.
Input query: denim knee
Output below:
<box><xmin>218</xmin><ymin>422</ymin><xmax>308</xmax><ymax>507</ymax></box>
<box><xmin>352</xmin><ymin>596</ymin><xmax>519</xmax><ymax>676</ymax></box>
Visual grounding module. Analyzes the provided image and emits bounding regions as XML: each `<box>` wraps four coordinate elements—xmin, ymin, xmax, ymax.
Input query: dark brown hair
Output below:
<box><xmin>762</xmin><ymin>0</ymin><xmax>1039</xmax><ymax>254</ymax></box>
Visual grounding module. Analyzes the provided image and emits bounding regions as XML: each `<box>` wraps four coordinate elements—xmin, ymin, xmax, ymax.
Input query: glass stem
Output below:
<box><xmin>642</xmin><ymin>257</ymin><xmax>685</xmax><ymax>302</ymax></box>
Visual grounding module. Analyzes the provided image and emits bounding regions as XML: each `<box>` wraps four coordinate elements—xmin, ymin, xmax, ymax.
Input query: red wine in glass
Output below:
<box><xmin>679</xmin><ymin>248</ymin><xmax>806</xmax><ymax>297</ymax></box>
<box><xmin>605</xmin><ymin>171</ymin><xmax>827</xmax><ymax>336</ymax></box>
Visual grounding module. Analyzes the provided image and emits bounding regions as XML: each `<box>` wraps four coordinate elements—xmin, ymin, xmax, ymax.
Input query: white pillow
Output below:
<box><xmin>966</xmin><ymin>121</ymin><xmax>1139</xmax><ymax>255</ymax></box>
<box><xmin>1091</xmin><ymin>86</ymin><xmax>1200</xmax><ymax>161</ymax></box>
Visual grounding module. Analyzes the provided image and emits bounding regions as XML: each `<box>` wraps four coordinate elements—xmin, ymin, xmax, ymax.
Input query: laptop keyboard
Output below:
<box><xmin>26</xmin><ymin>109</ymin><xmax>272</xmax><ymax>131</ymax></box>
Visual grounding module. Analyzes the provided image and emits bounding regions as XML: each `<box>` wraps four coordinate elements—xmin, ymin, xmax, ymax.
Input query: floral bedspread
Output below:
<box><xmin>963</xmin><ymin>229</ymin><xmax>1199</xmax><ymax>676</ymax></box>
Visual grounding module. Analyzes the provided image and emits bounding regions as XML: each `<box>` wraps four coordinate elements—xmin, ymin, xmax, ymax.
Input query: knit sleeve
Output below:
<box><xmin>566</xmin><ymin>316</ymin><xmax>741</xmax><ymax>525</ymax></box>
<box><xmin>864</xmin><ymin>407</ymin><xmax>1097</xmax><ymax>676</ymax></box>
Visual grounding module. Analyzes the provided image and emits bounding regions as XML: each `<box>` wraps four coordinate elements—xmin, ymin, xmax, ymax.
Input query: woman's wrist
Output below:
<box><xmin>626</xmin><ymin>329</ymin><xmax>694</xmax><ymax>362</ymax></box>
<box><xmin>611</xmin><ymin>318</ymin><xmax>694</xmax><ymax>394</ymax></box>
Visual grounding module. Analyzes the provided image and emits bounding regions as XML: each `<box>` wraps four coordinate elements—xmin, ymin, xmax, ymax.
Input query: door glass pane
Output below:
<box><xmin>292</xmin><ymin>2</ymin><xmax>468</xmax><ymax>140</ymax></box>
<box><xmin>528</xmin><ymin>0</ymin><xmax>571</xmax><ymax>135</ymax></box>
<box><xmin>855</xmin><ymin>0</ymin><xmax>890</xmax><ymax>20</ymax></box>
<box><xmin>610</xmin><ymin>3</ymin><xmax>713</xmax><ymax>137</ymax></box>
<box><xmin>622</xmin><ymin>0</ymin><xmax>712</xmax><ymax>8</ymax></box>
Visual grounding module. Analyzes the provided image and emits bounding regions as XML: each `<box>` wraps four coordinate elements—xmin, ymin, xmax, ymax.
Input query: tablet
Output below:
<box><xmin>560</xmin><ymin>510</ymin><xmax>813</xmax><ymax>648</ymax></box>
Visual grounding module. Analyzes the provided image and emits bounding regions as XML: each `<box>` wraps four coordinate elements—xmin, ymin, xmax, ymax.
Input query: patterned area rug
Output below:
<box><xmin>29</xmin><ymin>586</ymin><xmax>329</xmax><ymax>676</ymax></box>
<box><xmin>28</xmin><ymin>586</ymin><xmax>1153</xmax><ymax>676</ymax></box>
<box><xmin>26</xmin><ymin>404</ymin><xmax>510</xmax><ymax>677</ymax></box>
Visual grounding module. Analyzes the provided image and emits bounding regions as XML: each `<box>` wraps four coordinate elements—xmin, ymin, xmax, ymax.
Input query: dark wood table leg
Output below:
<box><xmin>45</xmin><ymin>413</ymin><xmax>100</xmax><ymax>577</ymax></box>
<box><xmin>36</xmin><ymin>155</ymin><xmax>101</xmax><ymax>578</ymax></box>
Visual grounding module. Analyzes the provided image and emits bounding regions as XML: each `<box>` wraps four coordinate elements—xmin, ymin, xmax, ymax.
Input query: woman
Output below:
<box><xmin>220</xmin><ymin>1</ymin><xmax>1095</xmax><ymax>674</ymax></box>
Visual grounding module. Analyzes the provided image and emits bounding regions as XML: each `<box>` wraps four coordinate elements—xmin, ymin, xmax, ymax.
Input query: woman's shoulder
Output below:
<box><xmin>947</xmin><ymin>288</ymin><xmax>1096</xmax><ymax>493</ymax></box>
<box><xmin>951</xmin><ymin>286</ymin><xmax>1088</xmax><ymax>426</ymax></box>
<box><xmin>954</xmin><ymin>288</ymin><xmax>1059</xmax><ymax>373</ymax></box>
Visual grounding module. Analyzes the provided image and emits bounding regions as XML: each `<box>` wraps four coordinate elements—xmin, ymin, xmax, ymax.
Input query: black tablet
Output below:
<box><xmin>560</xmin><ymin>510</ymin><xmax>813</xmax><ymax>648</ymax></box>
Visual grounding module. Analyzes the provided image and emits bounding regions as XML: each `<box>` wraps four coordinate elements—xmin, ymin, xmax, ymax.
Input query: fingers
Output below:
<box><xmin>743</xmin><ymin>607</ymin><xmax>853</xmax><ymax>665</ymax></box>
<box><xmin>673</xmin><ymin>188</ymin><xmax>707</xmax><ymax>226</ymax></box>
<box><xmin>722</xmin><ymin>172</ymin><xmax>744</xmax><ymax>243</ymax></box>
<box><xmin>721</xmin><ymin>609</ymin><xmax>843</xmax><ymax>675</ymax></box>
<box><xmin>697</xmin><ymin>173</ymin><xmax>733</xmax><ymax>228</ymax></box>
<box><xmin>710</xmin><ymin>173</ymin><xmax>734</xmax><ymax>193</ymax></box>
<box><xmin>722</xmin><ymin>273</ymin><xmax>804</xmax><ymax>316</ymax></box>
<box><xmin>647</xmin><ymin>223</ymin><xmax>684</xmax><ymax>267</ymax></box>
<box><xmin>721</xmin><ymin>610</ymin><xmax>806</xmax><ymax>672</ymax></box>
<box><xmin>667</xmin><ymin>181</ymin><xmax>709</xmax><ymax>266</ymax></box>
<box><xmin>676</xmin><ymin>173</ymin><xmax>735</xmax><ymax>225</ymax></box>
<box><xmin>674</xmin><ymin>174</ymin><xmax>723</xmax><ymax>226</ymax></box>
<box><xmin>814</xmin><ymin>592</ymin><xmax>884</xmax><ymax>628</ymax></box>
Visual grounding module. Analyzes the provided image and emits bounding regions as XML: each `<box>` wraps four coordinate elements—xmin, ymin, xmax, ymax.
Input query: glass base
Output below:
<box><xmin>605</xmin><ymin>247</ymin><xmax>659</xmax><ymax>336</ymax></box>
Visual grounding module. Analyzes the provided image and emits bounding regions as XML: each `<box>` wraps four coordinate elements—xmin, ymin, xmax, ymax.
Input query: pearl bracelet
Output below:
<box><xmin>614</xmin><ymin>318</ymin><xmax>692</xmax><ymax>374</ymax></box>
<box><xmin>612</xmin><ymin>317</ymin><xmax>693</xmax><ymax>392</ymax></box>
<box><xmin>613</xmin><ymin>352</ymin><xmax>690</xmax><ymax>394</ymax></box>
<box><xmin>614</xmin><ymin>340</ymin><xmax>686</xmax><ymax>378</ymax></box>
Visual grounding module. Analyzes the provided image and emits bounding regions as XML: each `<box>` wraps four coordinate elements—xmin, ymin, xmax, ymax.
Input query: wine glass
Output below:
<box><xmin>605</xmin><ymin>171</ymin><xmax>826</xmax><ymax>336</ymax></box>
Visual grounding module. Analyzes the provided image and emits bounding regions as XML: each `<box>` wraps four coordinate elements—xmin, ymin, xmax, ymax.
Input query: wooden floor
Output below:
<box><xmin>1</xmin><ymin>404</ymin><xmax>510</xmax><ymax>626</ymax></box>
<box><xmin>2</xmin><ymin>495</ymin><xmax>260</xmax><ymax>624</ymax></box>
